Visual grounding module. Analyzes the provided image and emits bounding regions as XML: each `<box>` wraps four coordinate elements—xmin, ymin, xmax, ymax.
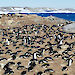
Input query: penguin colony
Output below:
<box><xmin>0</xmin><ymin>19</ymin><xmax>75</xmax><ymax>75</ymax></box>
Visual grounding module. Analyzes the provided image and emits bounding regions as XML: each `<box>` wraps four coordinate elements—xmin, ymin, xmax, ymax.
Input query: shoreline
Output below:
<box><xmin>0</xmin><ymin>13</ymin><xmax>75</xmax><ymax>21</ymax></box>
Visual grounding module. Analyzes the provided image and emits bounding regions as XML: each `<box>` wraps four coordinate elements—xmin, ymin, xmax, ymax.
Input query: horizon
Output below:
<box><xmin>0</xmin><ymin>6</ymin><xmax>74</xmax><ymax>10</ymax></box>
<box><xmin>0</xmin><ymin>0</ymin><xmax>75</xmax><ymax>9</ymax></box>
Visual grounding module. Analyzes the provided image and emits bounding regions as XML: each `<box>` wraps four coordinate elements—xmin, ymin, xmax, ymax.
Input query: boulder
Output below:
<box><xmin>63</xmin><ymin>23</ymin><xmax>75</xmax><ymax>33</ymax></box>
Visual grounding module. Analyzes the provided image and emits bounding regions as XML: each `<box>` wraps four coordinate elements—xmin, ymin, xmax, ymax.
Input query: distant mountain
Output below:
<box><xmin>0</xmin><ymin>7</ymin><xmax>75</xmax><ymax>14</ymax></box>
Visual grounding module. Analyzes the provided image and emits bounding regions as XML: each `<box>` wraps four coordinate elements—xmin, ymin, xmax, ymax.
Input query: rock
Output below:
<box><xmin>63</xmin><ymin>23</ymin><xmax>75</xmax><ymax>33</ymax></box>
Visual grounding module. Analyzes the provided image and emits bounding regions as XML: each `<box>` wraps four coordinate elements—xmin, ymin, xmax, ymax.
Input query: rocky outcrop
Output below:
<box><xmin>63</xmin><ymin>23</ymin><xmax>75</xmax><ymax>33</ymax></box>
<box><xmin>0</xmin><ymin>14</ymin><xmax>68</xmax><ymax>29</ymax></box>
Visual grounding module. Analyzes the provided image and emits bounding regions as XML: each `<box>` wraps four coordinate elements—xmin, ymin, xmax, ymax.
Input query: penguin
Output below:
<box><xmin>4</xmin><ymin>67</ymin><xmax>14</xmax><ymax>75</ymax></box>
<box><xmin>44</xmin><ymin>57</ymin><xmax>53</xmax><ymax>61</ymax></box>
<box><xmin>41</xmin><ymin>63</ymin><xmax>50</xmax><ymax>68</ymax></box>
<box><xmin>21</xmin><ymin>71</ymin><xmax>26</xmax><ymax>75</ymax></box>
<box><xmin>59</xmin><ymin>39</ymin><xmax>63</xmax><ymax>45</ymax></box>
<box><xmin>37</xmin><ymin>71</ymin><xmax>43</xmax><ymax>75</ymax></box>
<box><xmin>17</xmin><ymin>62</ymin><xmax>21</xmax><ymax>66</ymax></box>
<box><xmin>62</xmin><ymin>66</ymin><xmax>68</xmax><ymax>71</ymax></box>
<box><xmin>44</xmin><ymin>69</ymin><xmax>54</xmax><ymax>73</ymax></box>
<box><xmin>28</xmin><ymin>61</ymin><xmax>36</xmax><ymax>72</ymax></box>
<box><xmin>0</xmin><ymin>58</ymin><xmax>7</xmax><ymax>61</ymax></box>
<box><xmin>17</xmin><ymin>66</ymin><xmax>25</xmax><ymax>70</ymax></box>
<box><xmin>6</xmin><ymin>39</ymin><xmax>10</xmax><ymax>45</ymax></box>
<box><xmin>33</xmin><ymin>52</ymin><xmax>37</xmax><ymax>60</ymax></box>
<box><xmin>67</xmin><ymin>58</ymin><xmax>73</xmax><ymax>66</ymax></box>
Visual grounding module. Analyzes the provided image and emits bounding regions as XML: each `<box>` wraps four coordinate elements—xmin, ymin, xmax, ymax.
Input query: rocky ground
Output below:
<box><xmin>0</xmin><ymin>14</ymin><xmax>75</xmax><ymax>75</ymax></box>
<box><xmin>0</xmin><ymin>14</ymin><xmax>69</xmax><ymax>29</ymax></box>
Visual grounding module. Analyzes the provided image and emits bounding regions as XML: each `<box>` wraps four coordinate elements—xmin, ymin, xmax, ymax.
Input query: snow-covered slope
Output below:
<box><xmin>0</xmin><ymin>7</ymin><xmax>75</xmax><ymax>14</ymax></box>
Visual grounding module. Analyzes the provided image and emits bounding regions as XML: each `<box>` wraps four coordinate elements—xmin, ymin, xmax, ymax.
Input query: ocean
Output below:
<box><xmin>8</xmin><ymin>13</ymin><xmax>75</xmax><ymax>21</ymax></box>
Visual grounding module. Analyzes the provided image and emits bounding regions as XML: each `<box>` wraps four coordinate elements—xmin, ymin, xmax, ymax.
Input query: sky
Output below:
<box><xmin>0</xmin><ymin>0</ymin><xmax>74</xmax><ymax>8</ymax></box>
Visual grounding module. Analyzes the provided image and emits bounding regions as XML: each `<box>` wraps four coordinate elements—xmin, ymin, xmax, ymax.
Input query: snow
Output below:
<box><xmin>0</xmin><ymin>7</ymin><xmax>75</xmax><ymax>14</ymax></box>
